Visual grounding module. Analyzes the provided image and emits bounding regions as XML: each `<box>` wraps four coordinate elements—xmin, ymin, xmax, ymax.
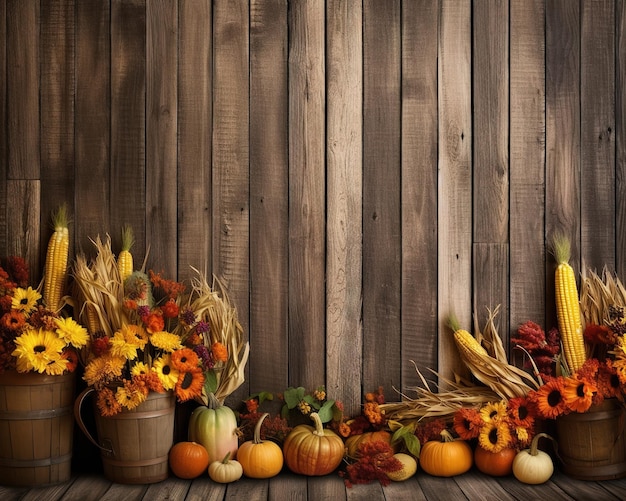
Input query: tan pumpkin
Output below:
<box><xmin>237</xmin><ymin>413</ymin><xmax>284</xmax><ymax>478</ymax></box>
<box><xmin>512</xmin><ymin>433</ymin><xmax>554</xmax><ymax>484</ymax></box>
<box><xmin>208</xmin><ymin>451</ymin><xmax>243</xmax><ymax>483</ymax></box>
<box><xmin>419</xmin><ymin>430</ymin><xmax>473</xmax><ymax>477</ymax></box>
<box><xmin>345</xmin><ymin>430</ymin><xmax>395</xmax><ymax>459</ymax></box>
<box><xmin>283</xmin><ymin>412</ymin><xmax>345</xmax><ymax>476</ymax></box>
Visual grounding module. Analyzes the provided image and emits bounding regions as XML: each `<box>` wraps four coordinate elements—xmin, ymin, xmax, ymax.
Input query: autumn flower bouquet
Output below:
<box><xmin>71</xmin><ymin>234</ymin><xmax>248</xmax><ymax>416</ymax></box>
<box><xmin>0</xmin><ymin>256</ymin><xmax>88</xmax><ymax>376</ymax></box>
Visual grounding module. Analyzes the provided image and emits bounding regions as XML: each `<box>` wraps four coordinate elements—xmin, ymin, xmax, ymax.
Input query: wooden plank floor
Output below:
<box><xmin>2</xmin><ymin>469</ymin><xmax>626</xmax><ymax>501</ymax></box>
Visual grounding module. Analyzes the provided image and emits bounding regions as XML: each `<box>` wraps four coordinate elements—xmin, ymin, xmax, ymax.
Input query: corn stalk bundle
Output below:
<box><xmin>173</xmin><ymin>268</ymin><xmax>249</xmax><ymax>405</ymax></box>
<box><xmin>453</xmin><ymin>306</ymin><xmax>541</xmax><ymax>400</ymax></box>
<box><xmin>579</xmin><ymin>264</ymin><xmax>626</xmax><ymax>328</ymax></box>
<box><xmin>380</xmin><ymin>365</ymin><xmax>500</xmax><ymax>426</ymax></box>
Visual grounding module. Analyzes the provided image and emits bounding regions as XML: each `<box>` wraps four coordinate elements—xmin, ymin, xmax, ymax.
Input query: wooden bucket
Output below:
<box><xmin>556</xmin><ymin>398</ymin><xmax>626</xmax><ymax>480</ymax></box>
<box><xmin>0</xmin><ymin>370</ymin><xmax>75</xmax><ymax>486</ymax></box>
<box><xmin>75</xmin><ymin>388</ymin><xmax>175</xmax><ymax>484</ymax></box>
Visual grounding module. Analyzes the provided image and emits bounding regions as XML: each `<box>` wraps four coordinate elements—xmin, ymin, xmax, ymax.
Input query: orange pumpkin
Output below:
<box><xmin>237</xmin><ymin>413</ymin><xmax>284</xmax><ymax>478</ymax></box>
<box><xmin>474</xmin><ymin>445</ymin><xmax>516</xmax><ymax>476</ymax></box>
<box><xmin>168</xmin><ymin>441</ymin><xmax>210</xmax><ymax>479</ymax></box>
<box><xmin>419</xmin><ymin>430</ymin><xmax>473</xmax><ymax>477</ymax></box>
<box><xmin>345</xmin><ymin>430</ymin><xmax>395</xmax><ymax>459</ymax></box>
<box><xmin>283</xmin><ymin>412</ymin><xmax>345</xmax><ymax>476</ymax></box>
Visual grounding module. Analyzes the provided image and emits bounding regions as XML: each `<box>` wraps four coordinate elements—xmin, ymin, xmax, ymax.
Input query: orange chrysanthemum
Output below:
<box><xmin>171</xmin><ymin>347</ymin><xmax>200</xmax><ymax>372</ymax></box>
<box><xmin>598</xmin><ymin>360</ymin><xmax>623</xmax><ymax>400</ymax></box>
<box><xmin>143</xmin><ymin>312</ymin><xmax>165</xmax><ymax>333</ymax></box>
<box><xmin>453</xmin><ymin>407</ymin><xmax>483</xmax><ymax>440</ymax></box>
<box><xmin>96</xmin><ymin>387</ymin><xmax>122</xmax><ymax>417</ymax></box>
<box><xmin>0</xmin><ymin>310</ymin><xmax>26</xmax><ymax>331</ymax></box>
<box><xmin>211</xmin><ymin>342</ymin><xmax>228</xmax><ymax>362</ymax></box>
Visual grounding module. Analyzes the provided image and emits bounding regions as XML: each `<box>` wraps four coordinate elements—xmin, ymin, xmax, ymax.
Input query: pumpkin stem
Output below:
<box><xmin>529</xmin><ymin>432</ymin><xmax>556</xmax><ymax>457</ymax></box>
<box><xmin>207</xmin><ymin>392</ymin><xmax>221</xmax><ymax>410</ymax></box>
<box><xmin>254</xmin><ymin>413</ymin><xmax>269</xmax><ymax>444</ymax></box>
<box><xmin>439</xmin><ymin>429</ymin><xmax>455</xmax><ymax>442</ymax></box>
<box><xmin>221</xmin><ymin>451</ymin><xmax>232</xmax><ymax>463</ymax></box>
<box><xmin>309</xmin><ymin>412</ymin><xmax>325</xmax><ymax>436</ymax></box>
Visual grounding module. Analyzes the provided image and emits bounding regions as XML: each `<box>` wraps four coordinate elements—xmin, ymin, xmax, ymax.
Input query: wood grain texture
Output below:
<box><xmin>110</xmin><ymin>0</ymin><xmax>147</xmax><ymax>260</ymax></box>
<box><xmin>249</xmin><ymin>0</ymin><xmax>289</xmax><ymax>393</ymax></box>
<box><xmin>580</xmin><ymin>0</ymin><xmax>615</xmax><ymax>270</ymax></box>
<box><xmin>75</xmin><ymin>0</ymin><xmax>111</xmax><ymax>255</ymax></box>
<box><xmin>438</xmin><ymin>0</ymin><xmax>472</xmax><ymax>381</ymax></box>
<box><xmin>0</xmin><ymin>0</ymin><xmax>6</xmax><ymax>257</ymax></box>
<box><xmin>7</xmin><ymin>0</ymin><xmax>39</xmax><ymax>181</ymax></box>
<box><xmin>146</xmin><ymin>0</ymin><xmax>178</xmax><ymax>277</ymax></box>
<box><xmin>326</xmin><ymin>0</ymin><xmax>363</xmax><ymax>417</ymax></box>
<box><xmin>546</xmin><ymin>0</ymin><xmax>580</xmax><ymax>331</ymax></box>
<box><xmin>509</xmin><ymin>0</ymin><xmax>546</xmax><ymax>333</ymax></box>
<box><xmin>618</xmin><ymin>0</ymin><xmax>626</xmax><ymax>276</ymax></box>
<box><xmin>177</xmin><ymin>0</ymin><xmax>212</xmax><ymax>283</ymax></box>
<box><xmin>401</xmin><ymin>0</ymin><xmax>438</xmax><ymax>390</ymax></box>
<box><xmin>212</xmin><ymin>0</ymin><xmax>250</xmax><ymax>405</ymax></box>
<box><xmin>362</xmin><ymin>0</ymin><xmax>401</xmax><ymax>399</ymax></box>
<box><xmin>6</xmin><ymin>181</ymin><xmax>41</xmax><ymax>282</ymax></box>
<box><xmin>288</xmin><ymin>0</ymin><xmax>326</xmax><ymax>390</ymax></box>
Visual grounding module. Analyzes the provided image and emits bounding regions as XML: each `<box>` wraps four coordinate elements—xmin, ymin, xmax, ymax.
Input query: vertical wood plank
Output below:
<box><xmin>6</xmin><ymin>180</ymin><xmax>41</xmax><ymax>276</ymax></box>
<box><xmin>146</xmin><ymin>0</ymin><xmax>178</xmax><ymax>277</ymax></box>
<box><xmin>510</xmin><ymin>0</ymin><xmax>546</xmax><ymax>333</ymax></box>
<box><xmin>249</xmin><ymin>0</ymin><xmax>289</xmax><ymax>393</ymax></box>
<box><xmin>546</xmin><ymin>0</ymin><xmax>580</xmax><ymax>329</ymax></box>
<box><xmin>212</xmin><ymin>0</ymin><xmax>250</xmax><ymax>404</ymax></box>
<box><xmin>362</xmin><ymin>0</ymin><xmax>401</xmax><ymax>398</ymax></box>
<box><xmin>288</xmin><ymin>0</ymin><xmax>326</xmax><ymax>390</ymax></box>
<box><xmin>40</xmin><ymin>0</ymin><xmax>75</xmax><ymax>280</ymax></box>
<box><xmin>110</xmin><ymin>0</ymin><xmax>146</xmax><ymax>260</ymax></box>
<box><xmin>580</xmin><ymin>0</ymin><xmax>615</xmax><ymax>270</ymax></box>
<box><xmin>75</xmin><ymin>0</ymin><xmax>111</xmax><ymax>254</ymax></box>
<box><xmin>177</xmin><ymin>0</ymin><xmax>212</xmax><ymax>283</ymax></box>
<box><xmin>326</xmin><ymin>0</ymin><xmax>363</xmax><ymax>416</ymax></box>
<box><xmin>617</xmin><ymin>0</ymin><xmax>626</xmax><ymax>278</ymax></box>
<box><xmin>438</xmin><ymin>0</ymin><xmax>472</xmax><ymax>380</ymax></box>
<box><xmin>472</xmin><ymin>0</ymin><xmax>509</xmax><ymax>340</ymax></box>
<box><xmin>0</xmin><ymin>0</ymin><xmax>6</xmax><ymax>257</ymax></box>
<box><xmin>401</xmin><ymin>0</ymin><xmax>439</xmax><ymax>390</ymax></box>
<box><xmin>7</xmin><ymin>0</ymin><xmax>39</xmax><ymax>181</ymax></box>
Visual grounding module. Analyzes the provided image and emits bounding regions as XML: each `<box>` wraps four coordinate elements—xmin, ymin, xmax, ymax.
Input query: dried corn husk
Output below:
<box><xmin>579</xmin><ymin>264</ymin><xmax>626</xmax><ymax>328</ymax></box>
<box><xmin>173</xmin><ymin>268</ymin><xmax>249</xmax><ymax>405</ymax></box>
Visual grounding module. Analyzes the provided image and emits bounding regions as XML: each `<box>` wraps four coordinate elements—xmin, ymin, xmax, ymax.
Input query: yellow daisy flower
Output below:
<box><xmin>479</xmin><ymin>400</ymin><xmax>508</xmax><ymax>424</ymax></box>
<box><xmin>55</xmin><ymin>317</ymin><xmax>89</xmax><ymax>348</ymax></box>
<box><xmin>153</xmin><ymin>354</ymin><xmax>179</xmax><ymax>390</ymax></box>
<box><xmin>122</xmin><ymin>324</ymin><xmax>149</xmax><ymax>350</ymax></box>
<box><xmin>43</xmin><ymin>356</ymin><xmax>69</xmax><ymax>376</ymax></box>
<box><xmin>11</xmin><ymin>328</ymin><xmax>65</xmax><ymax>373</ymax></box>
<box><xmin>11</xmin><ymin>287</ymin><xmax>42</xmax><ymax>315</ymax></box>
<box><xmin>110</xmin><ymin>330</ymin><xmax>140</xmax><ymax>360</ymax></box>
<box><xmin>150</xmin><ymin>331</ymin><xmax>183</xmax><ymax>352</ymax></box>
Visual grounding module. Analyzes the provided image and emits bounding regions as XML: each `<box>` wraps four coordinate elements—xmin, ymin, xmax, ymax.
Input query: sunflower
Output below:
<box><xmin>452</xmin><ymin>407</ymin><xmax>483</xmax><ymax>440</ymax></box>
<box><xmin>171</xmin><ymin>347</ymin><xmax>200</xmax><ymax>372</ymax></box>
<box><xmin>478</xmin><ymin>420</ymin><xmax>512</xmax><ymax>453</ymax></box>
<box><xmin>507</xmin><ymin>396</ymin><xmax>536</xmax><ymax>429</ymax></box>
<box><xmin>43</xmin><ymin>356</ymin><xmax>69</xmax><ymax>376</ymax></box>
<box><xmin>153</xmin><ymin>354</ymin><xmax>179</xmax><ymax>390</ymax></box>
<box><xmin>530</xmin><ymin>377</ymin><xmax>568</xmax><ymax>419</ymax></box>
<box><xmin>11</xmin><ymin>286</ymin><xmax>41</xmax><ymax>315</ymax></box>
<box><xmin>130</xmin><ymin>361</ymin><xmax>151</xmax><ymax>377</ymax></box>
<box><xmin>96</xmin><ymin>387</ymin><xmax>122</xmax><ymax>417</ymax></box>
<box><xmin>479</xmin><ymin>400</ymin><xmax>508</xmax><ymax>424</ymax></box>
<box><xmin>55</xmin><ymin>317</ymin><xmax>89</xmax><ymax>348</ymax></box>
<box><xmin>11</xmin><ymin>328</ymin><xmax>66</xmax><ymax>373</ymax></box>
<box><xmin>174</xmin><ymin>369</ymin><xmax>204</xmax><ymax>402</ymax></box>
<box><xmin>562</xmin><ymin>376</ymin><xmax>597</xmax><ymax>413</ymax></box>
<box><xmin>150</xmin><ymin>331</ymin><xmax>183</xmax><ymax>352</ymax></box>
<box><xmin>115</xmin><ymin>381</ymin><xmax>147</xmax><ymax>410</ymax></box>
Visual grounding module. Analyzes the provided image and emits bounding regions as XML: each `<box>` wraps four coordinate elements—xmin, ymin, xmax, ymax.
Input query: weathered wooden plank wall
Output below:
<box><xmin>0</xmin><ymin>0</ymin><xmax>625</xmax><ymax>418</ymax></box>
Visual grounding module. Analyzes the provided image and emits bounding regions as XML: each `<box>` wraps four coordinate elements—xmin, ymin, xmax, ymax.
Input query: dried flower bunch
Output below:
<box><xmin>71</xmin><ymin>233</ymin><xmax>248</xmax><ymax>416</ymax></box>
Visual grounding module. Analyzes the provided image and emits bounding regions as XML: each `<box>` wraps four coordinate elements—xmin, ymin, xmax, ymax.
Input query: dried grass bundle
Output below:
<box><xmin>579</xmin><ymin>265</ymin><xmax>626</xmax><ymax>328</ymax></box>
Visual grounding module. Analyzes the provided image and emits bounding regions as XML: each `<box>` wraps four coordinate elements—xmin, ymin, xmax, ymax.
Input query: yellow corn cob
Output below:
<box><xmin>85</xmin><ymin>303</ymin><xmax>101</xmax><ymax>335</ymax></box>
<box><xmin>553</xmin><ymin>234</ymin><xmax>586</xmax><ymax>373</ymax></box>
<box><xmin>43</xmin><ymin>204</ymin><xmax>70</xmax><ymax>311</ymax></box>
<box><xmin>449</xmin><ymin>314</ymin><xmax>489</xmax><ymax>358</ymax></box>
<box><xmin>117</xmin><ymin>225</ymin><xmax>134</xmax><ymax>282</ymax></box>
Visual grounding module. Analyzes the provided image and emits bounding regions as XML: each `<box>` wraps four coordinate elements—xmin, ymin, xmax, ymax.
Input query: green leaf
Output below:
<box><xmin>391</xmin><ymin>425</ymin><xmax>421</xmax><ymax>458</ymax></box>
<box><xmin>284</xmin><ymin>386</ymin><xmax>306</xmax><ymax>409</ymax></box>
<box><xmin>204</xmin><ymin>370</ymin><xmax>217</xmax><ymax>395</ymax></box>
<box><xmin>316</xmin><ymin>400</ymin><xmax>335</xmax><ymax>423</ymax></box>
<box><xmin>303</xmin><ymin>394</ymin><xmax>320</xmax><ymax>410</ymax></box>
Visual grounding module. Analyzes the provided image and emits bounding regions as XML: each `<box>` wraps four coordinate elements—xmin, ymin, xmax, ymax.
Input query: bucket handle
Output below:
<box><xmin>73</xmin><ymin>387</ymin><xmax>113</xmax><ymax>454</ymax></box>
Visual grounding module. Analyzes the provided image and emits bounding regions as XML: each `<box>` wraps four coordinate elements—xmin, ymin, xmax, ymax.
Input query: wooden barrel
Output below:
<box><xmin>0</xmin><ymin>370</ymin><xmax>75</xmax><ymax>486</ymax></box>
<box><xmin>75</xmin><ymin>389</ymin><xmax>175</xmax><ymax>484</ymax></box>
<box><xmin>556</xmin><ymin>398</ymin><xmax>626</xmax><ymax>480</ymax></box>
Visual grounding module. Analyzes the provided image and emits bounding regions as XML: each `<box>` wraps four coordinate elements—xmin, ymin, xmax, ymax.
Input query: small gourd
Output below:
<box><xmin>208</xmin><ymin>452</ymin><xmax>243</xmax><ymax>483</ymax></box>
<box><xmin>419</xmin><ymin>429</ymin><xmax>473</xmax><ymax>477</ymax></box>
<box><xmin>512</xmin><ymin>433</ymin><xmax>554</xmax><ymax>484</ymax></box>
<box><xmin>283</xmin><ymin>412</ymin><xmax>345</xmax><ymax>476</ymax></box>
<box><xmin>237</xmin><ymin>413</ymin><xmax>284</xmax><ymax>478</ymax></box>
<box><xmin>385</xmin><ymin>453</ymin><xmax>418</xmax><ymax>481</ymax></box>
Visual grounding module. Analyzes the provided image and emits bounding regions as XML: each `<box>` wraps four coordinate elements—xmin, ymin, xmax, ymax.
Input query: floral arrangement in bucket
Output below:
<box><xmin>0</xmin><ymin>206</ymin><xmax>89</xmax><ymax>376</ymax></box>
<box><xmin>71</xmin><ymin>231</ymin><xmax>249</xmax><ymax>417</ymax></box>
